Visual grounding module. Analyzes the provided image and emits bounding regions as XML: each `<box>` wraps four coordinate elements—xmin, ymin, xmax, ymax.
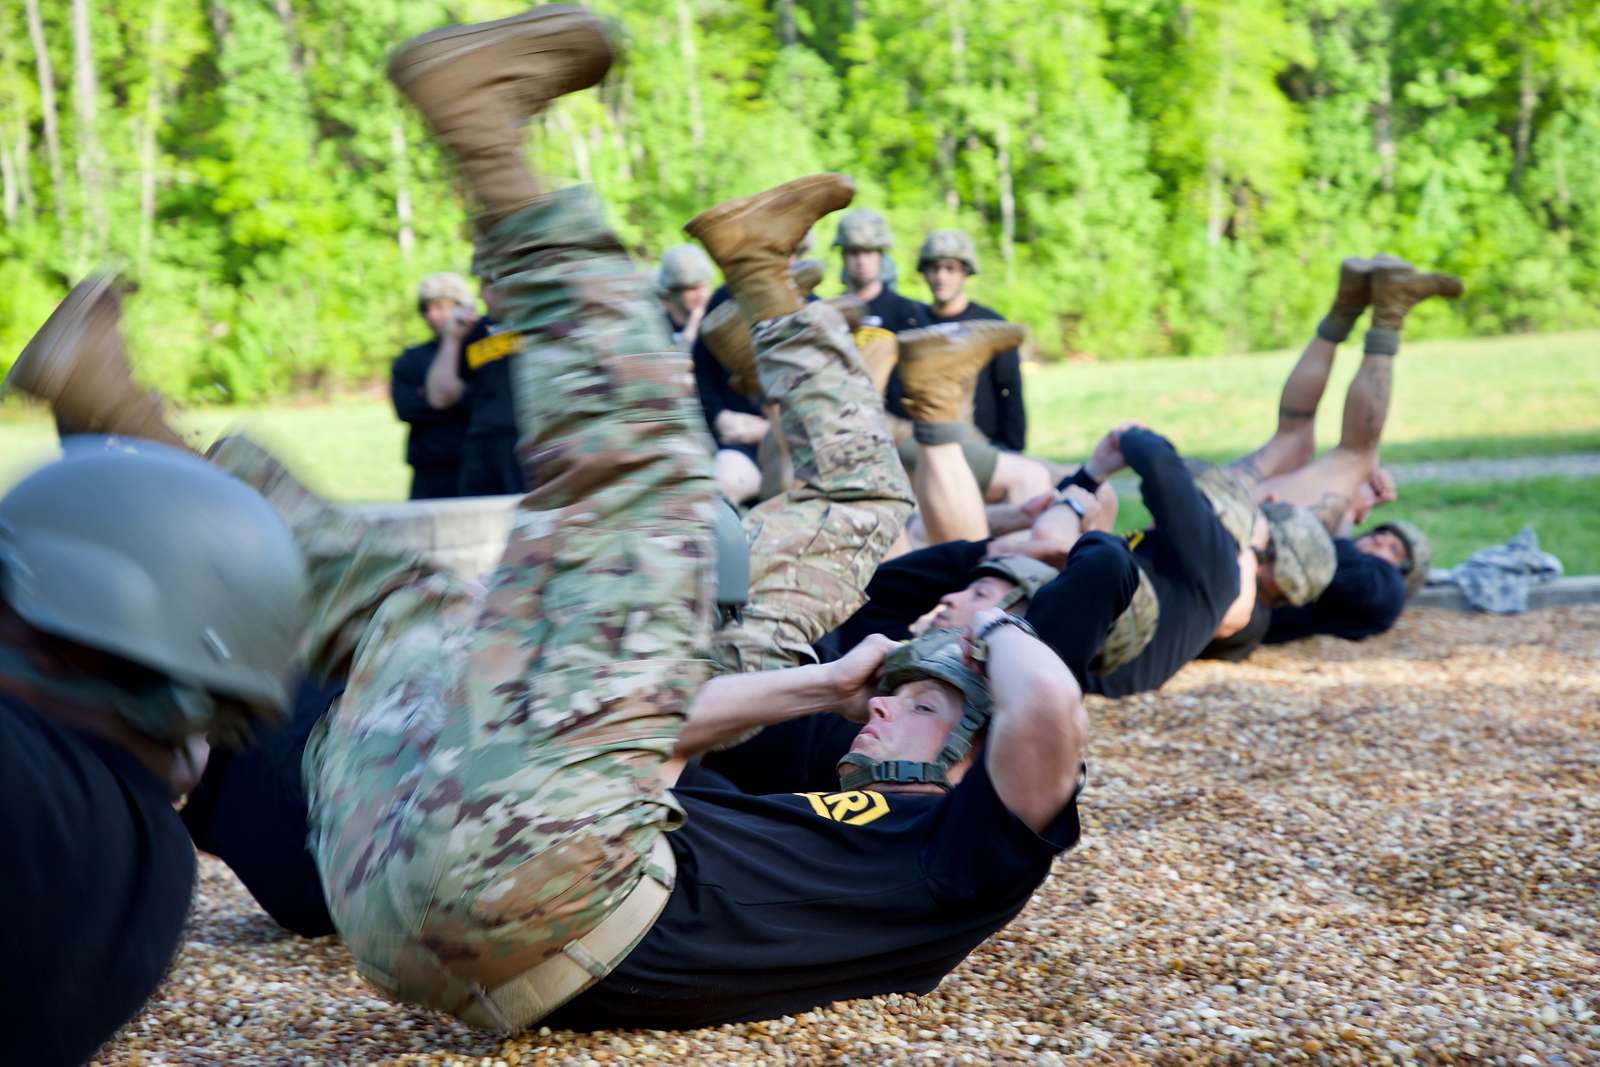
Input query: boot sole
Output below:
<box><xmin>684</xmin><ymin>174</ymin><xmax>855</xmax><ymax>244</ymax></box>
<box><xmin>4</xmin><ymin>274</ymin><xmax>122</xmax><ymax>401</ymax></box>
<box><xmin>387</xmin><ymin>5</ymin><xmax>613</xmax><ymax>95</ymax></box>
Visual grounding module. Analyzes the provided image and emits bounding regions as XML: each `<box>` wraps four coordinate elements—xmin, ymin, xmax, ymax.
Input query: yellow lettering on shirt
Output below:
<box><xmin>465</xmin><ymin>331</ymin><xmax>522</xmax><ymax>370</ymax></box>
<box><xmin>796</xmin><ymin>789</ymin><xmax>891</xmax><ymax>826</ymax></box>
<box><xmin>1125</xmin><ymin>529</ymin><xmax>1146</xmax><ymax>552</ymax></box>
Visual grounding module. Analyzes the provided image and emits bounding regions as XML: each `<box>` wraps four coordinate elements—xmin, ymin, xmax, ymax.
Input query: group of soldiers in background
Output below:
<box><xmin>4</xmin><ymin>4</ymin><xmax>1467</xmax><ymax>1062</ymax></box>
<box><xmin>389</xmin><ymin>208</ymin><xmax>1028</xmax><ymax>508</ymax></box>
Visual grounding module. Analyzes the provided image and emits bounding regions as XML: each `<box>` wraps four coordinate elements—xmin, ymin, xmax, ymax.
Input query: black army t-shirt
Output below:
<box><xmin>545</xmin><ymin>756</ymin><xmax>1080</xmax><ymax>1031</ymax></box>
<box><xmin>0</xmin><ymin>696</ymin><xmax>196</xmax><ymax>1066</ymax></box>
<box><xmin>1201</xmin><ymin>537</ymin><xmax>1407</xmax><ymax>660</ymax></box>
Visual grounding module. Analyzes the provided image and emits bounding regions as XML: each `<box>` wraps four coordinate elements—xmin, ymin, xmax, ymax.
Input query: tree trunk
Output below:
<box><xmin>72</xmin><ymin>0</ymin><xmax>107</xmax><ymax>257</ymax></box>
<box><xmin>1510</xmin><ymin>8</ymin><xmax>1539</xmax><ymax>194</ymax></box>
<box><xmin>1</xmin><ymin>135</ymin><xmax>16</xmax><ymax>225</ymax></box>
<box><xmin>12</xmin><ymin>109</ymin><xmax>37</xmax><ymax>218</ymax></box>
<box><xmin>995</xmin><ymin>116</ymin><xmax>1015</xmax><ymax>264</ymax></box>
<box><xmin>554</xmin><ymin>108</ymin><xmax>593</xmax><ymax>184</ymax></box>
<box><xmin>1203</xmin><ymin>30</ymin><xmax>1232</xmax><ymax>245</ymax></box>
<box><xmin>938</xmin><ymin>134</ymin><xmax>959</xmax><ymax>213</ymax></box>
<box><xmin>138</xmin><ymin>2</ymin><xmax>167</xmax><ymax>263</ymax></box>
<box><xmin>675</xmin><ymin>0</ymin><xmax>706</xmax><ymax>197</ymax></box>
<box><xmin>24</xmin><ymin>0</ymin><xmax>67</xmax><ymax>227</ymax></box>
<box><xmin>390</xmin><ymin>120</ymin><xmax>414</xmax><ymax>258</ymax></box>
<box><xmin>1373</xmin><ymin>59</ymin><xmax>1395</xmax><ymax>194</ymax></box>
<box><xmin>777</xmin><ymin>0</ymin><xmax>796</xmax><ymax>47</ymax></box>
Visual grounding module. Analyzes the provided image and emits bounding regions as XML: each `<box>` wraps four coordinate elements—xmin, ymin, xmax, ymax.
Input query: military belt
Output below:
<box><xmin>459</xmin><ymin>834</ymin><xmax>676</xmax><ymax>1033</ymax></box>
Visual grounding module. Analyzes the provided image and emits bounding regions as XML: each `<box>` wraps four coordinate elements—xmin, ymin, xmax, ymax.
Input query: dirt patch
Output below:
<box><xmin>97</xmin><ymin>606</ymin><xmax>1600</xmax><ymax>1065</ymax></box>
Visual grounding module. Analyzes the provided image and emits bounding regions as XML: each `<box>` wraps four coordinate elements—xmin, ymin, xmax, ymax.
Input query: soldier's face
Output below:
<box><xmin>846</xmin><ymin>679</ymin><xmax>965</xmax><ymax>767</ymax></box>
<box><xmin>931</xmin><ymin>576</ymin><xmax>1018</xmax><ymax>631</ymax></box>
<box><xmin>1356</xmin><ymin>529</ymin><xmax>1409</xmax><ymax>568</ymax></box>
<box><xmin>844</xmin><ymin>249</ymin><xmax>882</xmax><ymax>288</ymax></box>
<box><xmin>922</xmin><ymin>259</ymin><xmax>968</xmax><ymax>303</ymax></box>
<box><xmin>665</xmin><ymin>283</ymin><xmax>711</xmax><ymax>320</ymax></box>
<box><xmin>423</xmin><ymin>298</ymin><xmax>462</xmax><ymax>337</ymax></box>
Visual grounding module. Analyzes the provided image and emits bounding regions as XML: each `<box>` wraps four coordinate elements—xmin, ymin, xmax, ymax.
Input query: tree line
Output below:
<box><xmin>1</xmin><ymin>0</ymin><xmax>1596</xmax><ymax>402</ymax></box>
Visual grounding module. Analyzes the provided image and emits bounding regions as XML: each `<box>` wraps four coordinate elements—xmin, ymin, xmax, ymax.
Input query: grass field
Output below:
<box><xmin>3</xmin><ymin>329</ymin><xmax>1595</xmax><ymax>569</ymax></box>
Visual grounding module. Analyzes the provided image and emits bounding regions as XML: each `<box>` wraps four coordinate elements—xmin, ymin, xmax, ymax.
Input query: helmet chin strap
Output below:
<box><xmin>836</xmin><ymin>754</ymin><xmax>951</xmax><ymax>791</ymax></box>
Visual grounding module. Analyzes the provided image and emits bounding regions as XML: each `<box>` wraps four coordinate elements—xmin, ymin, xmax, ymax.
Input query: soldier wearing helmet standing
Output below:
<box><xmin>1201</xmin><ymin>254</ymin><xmax>1458</xmax><ymax>661</ymax></box>
<box><xmin>834</xmin><ymin>208</ymin><xmax>932</xmax><ymax>337</ymax></box>
<box><xmin>915</xmin><ymin>230</ymin><xmax>1026</xmax><ymax>453</ymax></box>
<box><xmin>390</xmin><ymin>271</ymin><xmax>476</xmax><ymax>499</ymax></box>
<box><xmin>1</xmin><ymin>280</ymin><xmax>309</xmax><ymax>1063</ymax></box>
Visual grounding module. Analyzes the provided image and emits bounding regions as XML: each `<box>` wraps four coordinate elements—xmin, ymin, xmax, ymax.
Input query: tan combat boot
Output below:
<box><xmin>4</xmin><ymin>276</ymin><xmax>187</xmax><ymax>448</ymax></box>
<box><xmin>684</xmin><ymin>174</ymin><xmax>856</xmax><ymax>325</ymax></box>
<box><xmin>822</xmin><ymin>293</ymin><xmax>867</xmax><ymax>334</ymax></box>
<box><xmin>897</xmin><ymin>320</ymin><xmax>1026</xmax><ymax>431</ymax></box>
<box><xmin>387</xmin><ymin>6</ymin><xmax>613</xmax><ymax>222</ymax></box>
<box><xmin>698</xmin><ymin>299</ymin><xmax>759</xmax><ymax>397</ymax></box>
<box><xmin>1315</xmin><ymin>256</ymin><xmax>1373</xmax><ymax>343</ymax></box>
<box><xmin>1369</xmin><ymin>263</ymin><xmax>1463</xmax><ymax>330</ymax></box>
<box><xmin>790</xmin><ymin>258</ymin><xmax>825</xmax><ymax>299</ymax></box>
<box><xmin>1365</xmin><ymin>260</ymin><xmax>1463</xmax><ymax>355</ymax></box>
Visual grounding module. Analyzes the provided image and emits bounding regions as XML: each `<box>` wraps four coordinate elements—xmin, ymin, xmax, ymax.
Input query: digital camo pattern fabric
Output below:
<box><xmin>233</xmin><ymin>184</ymin><xmax>720</xmax><ymax>1029</ymax></box>
<box><xmin>712</xmin><ymin>300</ymin><xmax>915</xmax><ymax>676</ymax></box>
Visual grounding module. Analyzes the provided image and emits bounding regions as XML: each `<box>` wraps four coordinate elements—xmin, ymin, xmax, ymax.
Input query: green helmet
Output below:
<box><xmin>657</xmin><ymin>244</ymin><xmax>714</xmax><ymax>293</ymax></box>
<box><xmin>833</xmin><ymin>208</ymin><xmax>893</xmax><ymax>252</ymax></box>
<box><xmin>1370</xmin><ymin>519</ymin><xmax>1432</xmax><ymax>599</ymax></box>
<box><xmin>917</xmin><ymin>229</ymin><xmax>979</xmax><ymax>275</ymax></box>
<box><xmin>1262</xmin><ymin>501</ymin><xmax>1337</xmax><ymax>606</ymax></box>
<box><xmin>417</xmin><ymin>271</ymin><xmax>473</xmax><ymax>308</ymax></box>
<box><xmin>837</xmin><ymin>629</ymin><xmax>991</xmax><ymax>791</ymax></box>
<box><xmin>972</xmin><ymin>555</ymin><xmax>1059</xmax><ymax>613</ymax></box>
<box><xmin>0</xmin><ymin>439</ymin><xmax>308</xmax><ymax>735</ymax></box>
<box><xmin>1091</xmin><ymin>565</ymin><xmax>1159</xmax><ymax>675</ymax></box>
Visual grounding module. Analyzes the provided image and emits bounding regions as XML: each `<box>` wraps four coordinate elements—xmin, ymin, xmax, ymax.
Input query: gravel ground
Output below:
<box><xmin>95</xmin><ymin>606</ymin><xmax>1600</xmax><ymax>1066</ymax></box>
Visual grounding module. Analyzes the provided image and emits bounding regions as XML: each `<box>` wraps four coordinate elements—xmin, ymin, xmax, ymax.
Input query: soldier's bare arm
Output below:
<box><xmin>668</xmin><ymin>635</ymin><xmax>896</xmax><ymax>771</ymax></box>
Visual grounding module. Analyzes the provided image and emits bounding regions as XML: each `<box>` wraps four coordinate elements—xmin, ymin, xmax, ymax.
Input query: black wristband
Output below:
<box><xmin>1060</xmin><ymin>466</ymin><xmax>1101</xmax><ymax>495</ymax></box>
<box><xmin>970</xmin><ymin>612</ymin><xmax>1039</xmax><ymax>665</ymax></box>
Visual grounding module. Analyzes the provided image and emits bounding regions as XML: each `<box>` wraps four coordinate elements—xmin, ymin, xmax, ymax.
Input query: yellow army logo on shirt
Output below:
<box><xmin>1125</xmin><ymin>529</ymin><xmax>1146</xmax><ymax>552</ymax></box>
<box><xmin>795</xmin><ymin>790</ymin><xmax>891</xmax><ymax>827</ymax></box>
<box><xmin>465</xmin><ymin>330</ymin><xmax>522</xmax><ymax>370</ymax></box>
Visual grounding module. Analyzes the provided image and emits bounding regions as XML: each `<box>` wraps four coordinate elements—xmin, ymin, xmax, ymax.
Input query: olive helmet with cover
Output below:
<box><xmin>416</xmin><ymin>271</ymin><xmax>474</xmax><ymax>310</ymax></box>
<box><xmin>837</xmin><ymin>628</ymin><xmax>990</xmax><ymax>792</ymax></box>
<box><xmin>1188</xmin><ymin>461</ymin><xmax>1261</xmax><ymax>554</ymax></box>
<box><xmin>833</xmin><ymin>208</ymin><xmax>894</xmax><ymax>252</ymax></box>
<box><xmin>917</xmin><ymin>229</ymin><xmax>979</xmax><ymax>275</ymax></box>
<box><xmin>0</xmin><ymin>439</ymin><xmax>308</xmax><ymax>741</ymax></box>
<box><xmin>1261</xmin><ymin>501</ymin><xmax>1337</xmax><ymax>606</ymax></box>
<box><xmin>971</xmin><ymin>554</ymin><xmax>1058</xmax><ymax>613</ymax></box>
<box><xmin>1369</xmin><ymin>518</ymin><xmax>1432</xmax><ymax>599</ymax></box>
<box><xmin>656</xmin><ymin>244</ymin><xmax>715</xmax><ymax>294</ymax></box>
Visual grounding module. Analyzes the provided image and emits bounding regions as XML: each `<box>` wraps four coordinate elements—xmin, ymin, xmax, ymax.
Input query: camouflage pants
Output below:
<box><xmin>217</xmin><ymin>185</ymin><xmax>718</xmax><ymax>1030</ymax></box>
<box><xmin>712</xmin><ymin>301</ymin><xmax>914</xmax><ymax>675</ymax></box>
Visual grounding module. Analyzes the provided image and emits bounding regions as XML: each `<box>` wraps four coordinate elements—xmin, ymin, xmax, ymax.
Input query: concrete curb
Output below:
<box><xmin>1415</xmin><ymin>575</ymin><xmax>1600</xmax><ymax>612</ymax></box>
<box><xmin>355</xmin><ymin>496</ymin><xmax>1600</xmax><ymax>614</ymax></box>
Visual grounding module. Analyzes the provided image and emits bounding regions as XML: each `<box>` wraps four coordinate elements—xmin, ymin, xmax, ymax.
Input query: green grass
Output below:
<box><xmin>2</xmin><ymin>330</ymin><xmax>1597</xmax><ymax>560</ymax></box>
<box><xmin>1025</xmin><ymin>328</ymin><xmax>1600</xmax><ymax>466</ymax></box>
<box><xmin>1109</xmin><ymin>475</ymin><xmax>1600</xmax><ymax>574</ymax></box>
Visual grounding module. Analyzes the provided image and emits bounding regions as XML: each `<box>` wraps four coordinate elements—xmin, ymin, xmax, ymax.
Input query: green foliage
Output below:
<box><xmin>1</xmin><ymin>0</ymin><xmax>1599</xmax><ymax>399</ymax></box>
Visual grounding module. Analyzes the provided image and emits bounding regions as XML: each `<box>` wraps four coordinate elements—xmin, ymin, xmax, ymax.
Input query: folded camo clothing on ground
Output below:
<box><xmin>1436</xmin><ymin>525</ymin><xmax>1563</xmax><ymax>613</ymax></box>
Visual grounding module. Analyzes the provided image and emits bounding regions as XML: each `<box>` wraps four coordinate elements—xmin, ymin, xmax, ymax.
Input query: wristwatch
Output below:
<box><xmin>970</xmin><ymin>612</ymin><xmax>1039</xmax><ymax>664</ymax></box>
<box><xmin>1059</xmin><ymin>494</ymin><xmax>1087</xmax><ymax>520</ymax></box>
